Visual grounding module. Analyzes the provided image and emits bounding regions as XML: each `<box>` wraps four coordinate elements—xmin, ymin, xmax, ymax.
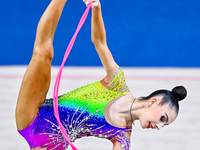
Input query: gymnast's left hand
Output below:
<box><xmin>83</xmin><ymin>0</ymin><xmax>100</xmax><ymax>8</ymax></box>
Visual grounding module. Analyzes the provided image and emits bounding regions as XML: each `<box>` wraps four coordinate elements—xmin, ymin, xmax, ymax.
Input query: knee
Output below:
<box><xmin>33</xmin><ymin>45</ymin><xmax>54</xmax><ymax>61</ymax></box>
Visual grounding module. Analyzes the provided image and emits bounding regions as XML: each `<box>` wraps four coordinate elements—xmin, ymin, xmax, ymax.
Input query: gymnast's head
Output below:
<box><xmin>137</xmin><ymin>86</ymin><xmax>187</xmax><ymax>130</ymax></box>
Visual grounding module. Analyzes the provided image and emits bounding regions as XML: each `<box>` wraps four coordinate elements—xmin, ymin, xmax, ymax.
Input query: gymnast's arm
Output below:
<box><xmin>111</xmin><ymin>133</ymin><xmax>131</xmax><ymax>150</ymax></box>
<box><xmin>112</xmin><ymin>141</ymin><xmax>125</xmax><ymax>150</ymax></box>
<box><xmin>90</xmin><ymin>0</ymin><xmax>119</xmax><ymax>84</ymax></box>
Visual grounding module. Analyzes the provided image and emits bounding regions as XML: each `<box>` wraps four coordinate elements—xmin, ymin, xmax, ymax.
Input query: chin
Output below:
<box><xmin>139</xmin><ymin>121</ymin><xmax>146</xmax><ymax>129</ymax></box>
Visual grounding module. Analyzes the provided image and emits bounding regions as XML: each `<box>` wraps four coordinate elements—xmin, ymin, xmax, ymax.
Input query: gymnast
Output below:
<box><xmin>15</xmin><ymin>0</ymin><xmax>187</xmax><ymax>150</ymax></box>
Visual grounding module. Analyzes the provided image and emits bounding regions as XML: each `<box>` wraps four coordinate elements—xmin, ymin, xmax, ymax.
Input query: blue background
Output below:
<box><xmin>0</xmin><ymin>0</ymin><xmax>200</xmax><ymax>67</ymax></box>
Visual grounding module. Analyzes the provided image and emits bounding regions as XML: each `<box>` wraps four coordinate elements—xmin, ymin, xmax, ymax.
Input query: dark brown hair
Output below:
<box><xmin>139</xmin><ymin>86</ymin><xmax>187</xmax><ymax>113</ymax></box>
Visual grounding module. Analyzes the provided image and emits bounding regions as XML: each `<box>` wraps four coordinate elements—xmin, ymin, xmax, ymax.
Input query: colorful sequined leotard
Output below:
<box><xmin>18</xmin><ymin>68</ymin><xmax>132</xmax><ymax>150</ymax></box>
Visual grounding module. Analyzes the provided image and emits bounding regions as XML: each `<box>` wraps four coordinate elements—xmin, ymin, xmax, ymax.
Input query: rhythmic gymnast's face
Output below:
<box><xmin>139</xmin><ymin>97</ymin><xmax>177</xmax><ymax>130</ymax></box>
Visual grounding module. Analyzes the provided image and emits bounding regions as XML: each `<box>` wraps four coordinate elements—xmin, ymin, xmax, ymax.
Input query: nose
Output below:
<box><xmin>156</xmin><ymin>123</ymin><xmax>164</xmax><ymax>130</ymax></box>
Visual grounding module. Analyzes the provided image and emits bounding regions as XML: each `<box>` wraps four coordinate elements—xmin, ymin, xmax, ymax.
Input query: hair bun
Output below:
<box><xmin>172</xmin><ymin>86</ymin><xmax>187</xmax><ymax>101</ymax></box>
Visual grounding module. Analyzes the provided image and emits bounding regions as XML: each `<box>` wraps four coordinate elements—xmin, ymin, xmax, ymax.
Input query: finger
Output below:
<box><xmin>83</xmin><ymin>0</ymin><xmax>93</xmax><ymax>6</ymax></box>
<box><xmin>92</xmin><ymin>1</ymin><xmax>99</xmax><ymax>8</ymax></box>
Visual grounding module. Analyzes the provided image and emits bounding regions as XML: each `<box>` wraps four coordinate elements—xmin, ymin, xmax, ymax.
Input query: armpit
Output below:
<box><xmin>106</xmin><ymin>68</ymin><xmax>130</xmax><ymax>94</ymax></box>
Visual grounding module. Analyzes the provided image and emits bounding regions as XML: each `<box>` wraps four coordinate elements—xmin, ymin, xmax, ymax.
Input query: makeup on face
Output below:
<box><xmin>147</xmin><ymin>122</ymin><xmax>154</xmax><ymax>129</ymax></box>
<box><xmin>142</xmin><ymin>103</ymin><xmax>177</xmax><ymax>130</ymax></box>
<box><xmin>160</xmin><ymin>113</ymin><xmax>169</xmax><ymax>122</ymax></box>
<box><xmin>147</xmin><ymin>111</ymin><xmax>169</xmax><ymax>129</ymax></box>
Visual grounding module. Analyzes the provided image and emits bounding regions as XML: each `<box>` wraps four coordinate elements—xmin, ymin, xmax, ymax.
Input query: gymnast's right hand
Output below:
<box><xmin>83</xmin><ymin>0</ymin><xmax>100</xmax><ymax>8</ymax></box>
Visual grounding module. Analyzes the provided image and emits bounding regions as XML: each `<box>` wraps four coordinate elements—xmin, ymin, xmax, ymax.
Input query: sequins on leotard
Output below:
<box><xmin>18</xmin><ymin>68</ymin><xmax>132</xmax><ymax>150</ymax></box>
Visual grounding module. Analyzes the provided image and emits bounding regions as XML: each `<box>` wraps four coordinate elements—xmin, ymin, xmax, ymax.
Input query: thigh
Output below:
<box><xmin>16</xmin><ymin>49</ymin><xmax>52</xmax><ymax>130</ymax></box>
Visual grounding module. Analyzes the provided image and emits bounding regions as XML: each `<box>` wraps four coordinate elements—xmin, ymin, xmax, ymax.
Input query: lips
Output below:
<box><xmin>147</xmin><ymin>122</ymin><xmax>154</xmax><ymax>129</ymax></box>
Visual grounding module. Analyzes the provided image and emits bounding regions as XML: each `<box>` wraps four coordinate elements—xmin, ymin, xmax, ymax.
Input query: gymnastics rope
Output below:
<box><xmin>53</xmin><ymin>2</ymin><xmax>93</xmax><ymax>150</ymax></box>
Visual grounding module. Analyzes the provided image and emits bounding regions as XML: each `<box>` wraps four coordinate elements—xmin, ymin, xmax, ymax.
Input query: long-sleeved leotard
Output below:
<box><xmin>18</xmin><ymin>68</ymin><xmax>132</xmax><ymax>150</ymax></box>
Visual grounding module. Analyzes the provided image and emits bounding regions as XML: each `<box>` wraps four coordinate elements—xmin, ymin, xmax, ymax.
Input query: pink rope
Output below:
<box><xmin>53</xmin><ymin>2</ymin><xmax>93</xmax><ymax>150</ymax></box>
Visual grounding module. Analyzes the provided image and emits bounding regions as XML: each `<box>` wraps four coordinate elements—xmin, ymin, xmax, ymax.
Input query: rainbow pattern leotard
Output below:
<box><xmin>18</xmin><ymin>68</ymin><xmax>132</xmax><ymax>150</ymax></box>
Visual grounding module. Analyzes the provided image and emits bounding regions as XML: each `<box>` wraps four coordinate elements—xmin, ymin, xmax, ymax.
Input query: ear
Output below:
<box><xmin>147</xmin><ymin>98</ymin><xmax>158</xmax><ymax>107</ymax></box>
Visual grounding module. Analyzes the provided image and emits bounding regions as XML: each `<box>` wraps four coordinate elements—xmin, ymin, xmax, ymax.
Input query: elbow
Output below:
<box><xmin>91</xmin><ymin>34</ymin><xmax>96</xmax><ymax>44</ymax></box>
<box><xmin>91</xmin><ymin>36</ymin><xmax>99</xmax><ymax>45</ymax></box>
<box><xmin>91</xmin><ymin>33</ymin><xmax>98</xmax><ymax>44</ymax></box>
<box><xmin>91</xmin><ymin>34</ymin><xmax>106</xmax><ymax>46</ymax></box>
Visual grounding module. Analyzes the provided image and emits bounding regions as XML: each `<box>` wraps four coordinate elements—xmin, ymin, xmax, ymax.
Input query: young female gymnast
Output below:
<box><xmin>15</xmin><ymin>0</ymin><xmax>187</xmax><ymax>150</ymax></box>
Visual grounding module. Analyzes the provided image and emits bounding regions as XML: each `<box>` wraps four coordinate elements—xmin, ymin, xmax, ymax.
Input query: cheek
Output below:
<box><xmin>152</xmin><ymin>109</ymin><xmax>163</xmax><ymax>120</ymax></box>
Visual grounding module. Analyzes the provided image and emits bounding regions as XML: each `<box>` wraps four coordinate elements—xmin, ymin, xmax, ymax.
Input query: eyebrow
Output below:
<box><xmin>165</xmin><ymin>113</ymin><xmax>169</xmax><ymax>122</ymax></box>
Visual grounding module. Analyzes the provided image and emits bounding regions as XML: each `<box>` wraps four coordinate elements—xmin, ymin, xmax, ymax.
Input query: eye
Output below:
<box><xmin>160</xmin><ymin>116</ymin><xmax>165</xmax><ymax>122</ymax></box>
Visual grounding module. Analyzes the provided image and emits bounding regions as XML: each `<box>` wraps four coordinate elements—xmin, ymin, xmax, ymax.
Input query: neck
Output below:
<box><xmin>117</xmin><ymin>98</ymin><xmax>140</xmax><ymax>124</ymax></box>
<box><xmin>130</xmin><ymin>99</ymin><xmax>146</xmax><ymax>121</ymax></box>
<box><xmin>106</xmin><ymin>93</ymin><xmax>147</xmax><ymax>128</ymax></box>
<box><xmin>130</xmin><ymin>98</ymin><xmax>135</xmax><ymax>123</ymax></box>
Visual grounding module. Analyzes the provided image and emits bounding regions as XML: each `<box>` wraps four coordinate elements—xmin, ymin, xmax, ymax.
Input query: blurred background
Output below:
<box><xmin>0</xmin><ymin>0</ymin><xmax>200</xmax><ymax>67</ymax></box>
<box><xmin>0</xmin><ymin>0</ymin><xmax>200</xmax><ymax>150</ymax></box>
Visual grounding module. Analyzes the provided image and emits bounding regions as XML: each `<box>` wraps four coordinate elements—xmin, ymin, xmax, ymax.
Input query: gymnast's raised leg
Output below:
<box><xmin>15</xmin><ymin>0</ymin><xmax>68</xmax><ymax>131</ymax></box>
